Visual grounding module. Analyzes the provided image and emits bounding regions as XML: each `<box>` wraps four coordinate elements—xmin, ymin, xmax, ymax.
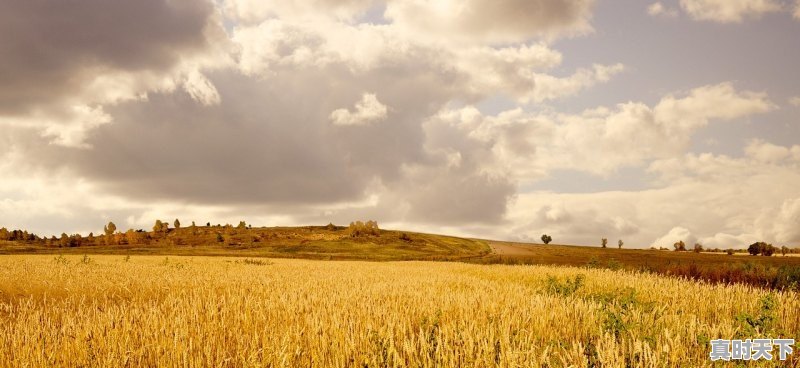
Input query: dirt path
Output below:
<box><xmin>488</xmin><ymin>241</ymin><xmax>539</xmax><ymax>256</ymax></box>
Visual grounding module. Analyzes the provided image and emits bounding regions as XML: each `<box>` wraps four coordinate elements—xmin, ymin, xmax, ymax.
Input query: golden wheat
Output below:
<box><xmin>0</xmin><ymin>255</ymin><xmax>797</xmax><ymax>367</ymax></box>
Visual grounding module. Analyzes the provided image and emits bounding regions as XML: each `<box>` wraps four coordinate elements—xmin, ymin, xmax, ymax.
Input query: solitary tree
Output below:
<box><xmin>174</xmin><ymin>219</ymin><xmax>181</xmax><ymax>229</ymax></box>
<box><xmin>618</xmin><ymin>239</ymin><xmax>624</xmax><ymax>249</ymax></box>
<box><xmin>541</xmin><ymin>234</ymin><xmax>552</xmax><ymax>245</ymax></box>
<box><xmin>601</xmin><ymin>238</ymin><xmax>608</xmax><ymax>248</ymax></box>
<box><xmin>104</xmin><ymin>221</ymin><xmax>117</xmax><ymax>245</ymax></box>
<box><xmin>693</xmin><ymin>243</ymin><xmax>704</xmax><ymax>253</ymax></box>
<box><xmin>673</xmin><ymin>240</ymin><xmax>686</xmax><ymax>252</ymax></box>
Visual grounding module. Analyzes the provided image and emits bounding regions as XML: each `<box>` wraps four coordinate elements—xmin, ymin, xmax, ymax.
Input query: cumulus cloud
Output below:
<box><xmin>224</xmin><ymin>0</ymin><xmax>375</xmax><ymax>22</ymax></box>
<box><xmin>679</xmin><ymin>0</ymin><xmax>782</xmax><ymax>23</ymax></box>
<box><xmin>428</xmin><ymin>83</ymin><xmax>774</xmax><ymax>178</ymax></box>
<box><xmin>795</xmin><ymin>0</ymin><xmax>800</xmax><ymax>19</ymax></box>
<box><xmin>0</xmin><ymin>0</ymin><xmax>227</xmax><ymax>146</ymax></box>
<box><xmin>330</xmin><ymin>93</ymin><xmax>389</xmax><ymax>126</ymax></box>
<box><xmin>385</xmin><ymin>0</ymin><xmax>595</xmax><ymax>44</ymax></box>
<box><xmin>647</xmin><ymin>2</ymin><xmax>679</xmax><ymax>17</ymax></box>
<box><xmin>652</xmin><ymin>227</ymin><xmax>696</xmax><ymax>248</ymax></box>
<box><xmin>745</xmin><ymin>139</ymin><xmax>798</xmax><ymax>163</ymax></box>
<box><xmin>502</xmin><ymin>145</ymin><xmax>800</xmax><ymax>248</ymax></box>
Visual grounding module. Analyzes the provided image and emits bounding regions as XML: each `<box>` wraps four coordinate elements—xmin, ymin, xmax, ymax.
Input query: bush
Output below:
<box><xmin>349</xmin><ymin>220</ymin><xmax>380</xmax><ymax>237</ymax></box>
<box><xmin>748</xmin><ymin>242</ymin><xmax>776</xmax><ymax>256</ymax></box>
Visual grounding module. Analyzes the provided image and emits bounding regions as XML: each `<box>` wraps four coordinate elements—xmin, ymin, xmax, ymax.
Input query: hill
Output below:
<box><xmin>0</xmin><ymin>224</ymin><xmax>490</xmax><ymax>261</ymax></box>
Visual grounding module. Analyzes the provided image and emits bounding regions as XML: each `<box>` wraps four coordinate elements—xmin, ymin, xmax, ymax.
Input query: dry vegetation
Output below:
<box><xmin>0</xmin><ymin>225</ymin><xmax>490</xmax><ymax>262</ymax></box>
<box><xmin>1</xmin><ymin>255</ymin><xmax>798</xmax><ymax>367</ymax></box>
<box><xmin>483</xmin><ymin>242</ymin><xmax>800</xmax><ymax>291</ymax></box>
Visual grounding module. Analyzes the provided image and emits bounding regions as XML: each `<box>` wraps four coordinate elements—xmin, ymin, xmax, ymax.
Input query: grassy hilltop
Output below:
<box><xmin>0</xmin><ymin>223</ymin><xmax>491</xmax><ymax>261</ymax></box>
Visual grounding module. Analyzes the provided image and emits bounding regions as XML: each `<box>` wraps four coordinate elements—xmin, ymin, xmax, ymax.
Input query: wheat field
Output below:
<box><xmin>0</xmin><ymin>255</ymin><xmax>798</xmax><ymax>367</ymax></box>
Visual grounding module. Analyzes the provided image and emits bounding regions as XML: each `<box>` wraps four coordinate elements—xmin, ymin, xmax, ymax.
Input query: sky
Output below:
<box><xmin>1</xmin><ymin>0</ymin><xmax>799</xmax><ymax>249</ymax></box>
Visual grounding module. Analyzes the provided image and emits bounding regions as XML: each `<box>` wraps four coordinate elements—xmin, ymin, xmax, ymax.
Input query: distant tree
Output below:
<box><xmin>726</xmin><ymin>249</ymin><xmax>735</xmax><ymax>256</ymax></box>
<box><xmin>601</xmin><ymin>238</ymin><xmax>608</xmax><ymax>248</ymax></box>
<box><xmin>618</xmin><ymin>239</ymin><xmax>624</xmax><ymax>249</ymax></box>
<box><xmin>0</xmin><ymin>227</ymin><xmax>9</xmax><ymax>241</ymax></box>
<box><xmin>782</xmin><ymin>246</ymin><xmax>789</xmax><ymax>257</ymax></box>
<box><xmin>748</xmin><ymin>242</ymin><xmax>775</xmax><ymax>256</ymax></box>
<box><xmin>104</xmin><ymin>221</ymin><xmax>116</xmax><ymax>237</ymax></box>
<box><xmin>237</xmin><ymin>221</ymin><xmax>247</xmax><ymax>230</ymax></box>
<box><xmin>59</xmin><ymin>233</ymin><xmax>69</xmax><ymax>247</ymax></box>
<box><xmin>348</xmin><ymin>220</ymin><xmax>380</xmax><ymax>237</ymax></box>
<box><xmin>153</xmin><ymin>220</ymin><xmax>163</xmax><ymax>233</ymax></box>
<box><xmin>104</xmin><ymin>221</ymin><xmax>117</xmax><ymax>245</ymax></box>
<box><xmin>541</xmin><ymin>234</ymin><xmax>552</xmax><ymax>245</ymax></box>
<box><xmin>174</xmin><ymin>219</ymin><xmax>181</xmax><ymax>229</ymax></box>
<box><xmin>206</xmin><ymin>222</ymin><xmax>211</xmax><ymax>227</ymax></box>
<box><xmin>87</xmin><ymin>232</ymin><xmax>94</xmax><ymax>245</ymax></box>
<box><xmin>70</xmin><ymin>234</ymin><xmax>82</xmax><ymax>247</ymax></box>
<box><xmin>693</xmin><ymin>243</ymin><xmax>704</xmax><ymax>253</ymax></box>
<box><xmin>673</xmin><ymin>240</ymin><xmax>686</xmax><ymax>252</ymax></box>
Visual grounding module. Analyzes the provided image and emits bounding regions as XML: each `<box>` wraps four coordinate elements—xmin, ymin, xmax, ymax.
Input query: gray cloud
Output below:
<box><xmin>0</xmin><ymin>0</ymin><xmax>217</xmax><ymax>115</ymax></box>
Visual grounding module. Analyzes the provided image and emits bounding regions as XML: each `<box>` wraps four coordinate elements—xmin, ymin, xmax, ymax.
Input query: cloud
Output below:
<box><xmin>745</xmin><ymin>139</ymin><xmax>799</xmax><ymax>163</ymax></box>
<box><xmin>679</xmin><ymin>0</ymin><xmax>781</xmax><ymax>23</ymax></box>
<box><xmin>385</xmin><ymin>0</ymin><xmax>595</xmax><ymax>44</ymax></box>
<box><xmin>428</xmin><ymin>83</ymin><xmax>774</xmax><ymax>178</ymax></box>
<box><xmin>795</xmin><ymin>0</ymin><xmax>800</xmax><ymax>19</ymax></box>
<box><xmin>647</xmin><ymin>2</ymin><xmax>679</xmax><ymax>17</ymax></box>
<box><xmin>502</xmin><ymin>145</ymin><xmax>800</xmax><ymax>248</ymax></box>
<box><xmin>224</xmin><ymin>0</ymin><xmax>375</xmax><ymax>22</ymax></box>
<box><xmin>330</xmin><ymin>93</ymin><xmax>389</xmax><ymax>126</ymax></box>
<box><xmin>0</xmin><ymin>0</ymin><xmax>228</xmax><ymax>146</ymax></box>
<box><xmin>790</xmin><ymin>96</ymin><xmax>800</xmax><ymax>106</ymax></box>
<box><xmin>652</xmin><ymin>227</ymin><xmax>696</xmax><ymax>248</ymax></box>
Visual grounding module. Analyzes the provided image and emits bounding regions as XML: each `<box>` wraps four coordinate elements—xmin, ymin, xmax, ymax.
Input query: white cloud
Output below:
<box><xmin>745</xmin><ymin>139</ymin><xmax>797</xmax><ymax>163</ymax></box>
<box><xmin>224</xmin><ymin>0</ymin><xmax>375</xmax><ymax>22</ymax></box>
<box><xmin>652</xmin><ymin>83</ymin><xmax>775</xmax><ymax>131</ymax></box>
<box><xmin>501</xmin><ymin>146</ymin><xmax>800</xmax><ymax>248</ymax></box>
<box><xmin>652</xmin><ymin>227</ymin><xmax>696</xmax><ymax>248</ymax></box>
<box><xmin>330</xmin><ymin>93</ymin><xmax>389</xmax><ymax>126</ymax></box>
<box><xmin>679</xmin><ymin>0</ymin><xmax>781</xmax><ymax>23</ymax></box>
<box><xmin>429</xmin><ymin>83</ymin><xmax>774</xmax><ymax>178</ymax></box>
<box><xmin>795</xmin><ymin>0</ymin><xmax>800</xmax><ymax>19</ymax></box>
<box><xmin>385</xmin><ymin>0</ymin><xmax>595</xmax><ymax>44</ymax></box>
<box><xmin>647</xmin><ymin>2</ymin><xmax>679</xmax><ymax>17</ymax></box>
<box><xmin>790</xmin><ymin>96</ymin><xmax>800</xmax><ymax>106</ymax></box>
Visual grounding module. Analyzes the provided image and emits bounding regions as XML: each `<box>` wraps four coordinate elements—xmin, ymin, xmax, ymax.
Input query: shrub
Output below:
<box><xmin>748</xmin><ymin>242</ymin><xmax>776</xmax><ymax>256</ymax></box>
<box><xmin>349</xmin><ymin>220</ymin><xmax>380</xmax><ymax>237</ymax></box>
